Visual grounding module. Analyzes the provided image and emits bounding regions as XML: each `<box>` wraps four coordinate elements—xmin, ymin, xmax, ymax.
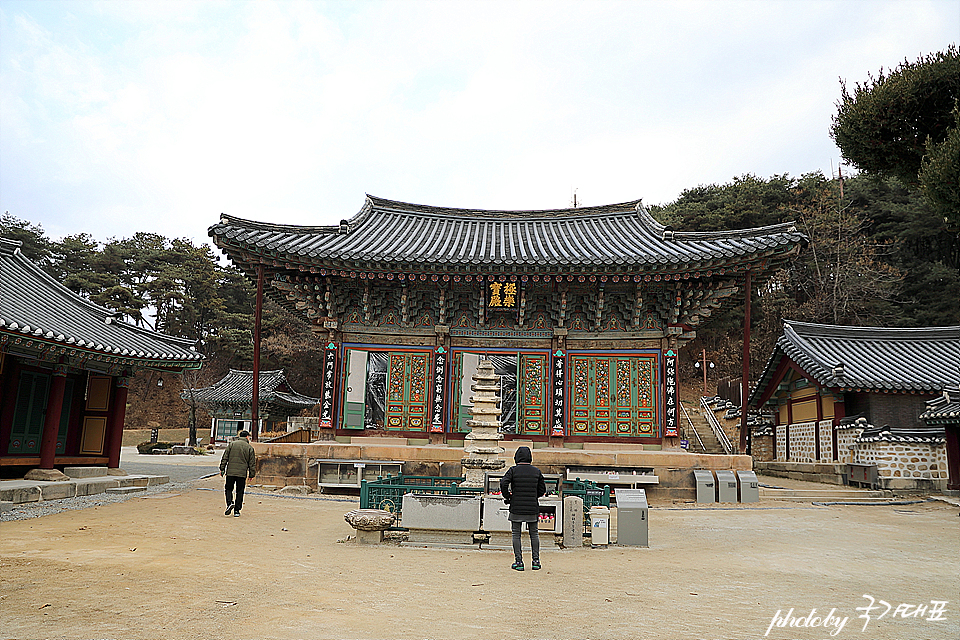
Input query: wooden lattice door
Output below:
<box><xmin>571</xmin><ymin>354</ymin><xmax>659</xmax><ymax>437</ymax></box>
<box><xmin>517</xmin><ymin>353</ymin><xmax>548</xmax><ymax>436</ymax></box>
<box><xmin>384</xmin><ymin>352</ymin><xmax>429</xmax><ymax>431</ymax></box>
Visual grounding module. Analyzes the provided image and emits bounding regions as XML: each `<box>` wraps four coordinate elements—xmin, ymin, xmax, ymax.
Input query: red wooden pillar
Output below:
<box><xmin>106</xmin><ymin>377</ymin><xmax>131</xmax><ymax>469</ymax></box>
<box><xmin>739</xmin><ymin>270</ymin><xmax>751</xmax><ymax>454</ymax></box>
<box><xmin>38</xmin><ymin>366</ymin><xmax>68</xmax><ymax>469</ymax></box>
<box><xmin>252</xmin><ymin>264</ymin><xmax>264</xmax><ymax>442</ymax></box>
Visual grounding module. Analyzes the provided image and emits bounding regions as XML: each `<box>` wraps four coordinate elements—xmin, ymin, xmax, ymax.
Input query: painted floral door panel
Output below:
<box><xmin>452</xmin><ymin>351</ymin><xmax>548</xmax><ymax>435</ymax></box>
<box><xmin>384</xmin><ymin>352</ymin><xmax>429</xmax><ymax>431</ymax></box>
<box><xmin>571</xmin><ymin>354</ymin><xmax>659</xmax><ymax>437</ymax></box>
<box><xmin>517</xmin><ymin>353</ymin><xmax>548</xmax><ymax>436</ymax></box>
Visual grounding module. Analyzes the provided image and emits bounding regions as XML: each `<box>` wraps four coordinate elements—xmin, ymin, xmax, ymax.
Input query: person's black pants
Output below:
<box><xmin>225</xmin><ymin>476</ymin><xmax>247</xmax><ymax>512</ymax></box>
<box><xmin>511</xmin><ymin>519</ymin><xmax>540</xmax><ymax>563</ymax></box>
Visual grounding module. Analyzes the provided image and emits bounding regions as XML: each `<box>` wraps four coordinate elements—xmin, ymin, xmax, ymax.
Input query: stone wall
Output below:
<box><xmin>750</xmin><ymin>432</ymin><xmax>774</xmax><ymax>462</ymax></box>
<box><xmin>835</xmin><ymin>427</ymin><xmax>863</xmax><ymax>463</ymax></box>
<box><xmin>818</xmin><ymin>420</ymin><xmax>833</xmax><ymax>461</ymax></box>
<box><xmin>787</xmin><ymin>421</ymin><xmax>817</xmax><ymax>462</ymax></box>
<box><xmin>852</xmin><ymin>441</ymin><xmax>948</xmax><ymax>490</ymax></box>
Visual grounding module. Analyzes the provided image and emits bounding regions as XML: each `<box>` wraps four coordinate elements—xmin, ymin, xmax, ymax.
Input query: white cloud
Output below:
<box><xmin>1</xmin><ymin>0</ymin><xmax>957</xmax><ymax>245</ymax></box>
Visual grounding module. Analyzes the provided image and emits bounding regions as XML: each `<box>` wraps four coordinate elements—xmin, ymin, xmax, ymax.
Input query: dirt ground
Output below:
<box><xmin>1</xmin><ymin>473</ymin><xmax>958</xmax><ymax>640</ymax></box>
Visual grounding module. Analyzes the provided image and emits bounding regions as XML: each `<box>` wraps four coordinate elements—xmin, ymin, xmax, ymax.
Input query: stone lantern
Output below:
<box><xmin>460</xmin><ymin>358</ymin><xmax>506</xmax><ymax>488</ymax></box>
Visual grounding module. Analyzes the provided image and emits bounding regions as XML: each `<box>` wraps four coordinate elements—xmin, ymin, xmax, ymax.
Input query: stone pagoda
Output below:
<box><xmin>460</xmin><ymin>358</ymin><xmax>506</xmax><ymax>488</ymax></box>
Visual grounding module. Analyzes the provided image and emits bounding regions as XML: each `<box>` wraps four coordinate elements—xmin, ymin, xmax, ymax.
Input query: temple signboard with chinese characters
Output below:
<box><xmin>209</xmin><ymin>195</ymin><xmax>805</xmax><ymax>446</ymax></box>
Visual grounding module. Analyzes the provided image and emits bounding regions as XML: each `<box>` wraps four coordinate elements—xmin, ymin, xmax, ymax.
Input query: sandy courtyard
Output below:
<box><xmin>1</xmin><ymin>473</ymin><xmax>958</xmax><ymax>640</ymax></box>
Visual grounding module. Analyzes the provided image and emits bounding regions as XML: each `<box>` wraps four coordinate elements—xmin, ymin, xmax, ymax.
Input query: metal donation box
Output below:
<box><xmin>736</xmin><ymin>470</ymin><xmax>759</xmax><ymax>503</ymax></box>
<box><xmin>693</xmin><ymin>469</ymin><xmax>716</xmax><ymax>504</ymax></box>
<box><xmin>715</xmin><ymin>470</ymin><xmax>739</xmax><ymax>503</ymax></box>
<box><xmin>614</xmin><ymin>488</ymin><xmax>649</xmax><ymax>547</ymax></box>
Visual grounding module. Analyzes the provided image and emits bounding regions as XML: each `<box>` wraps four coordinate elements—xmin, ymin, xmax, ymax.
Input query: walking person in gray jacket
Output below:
<box><xmin>220</xmin><ymin>430</ymin><xmax>257</xmax><ymax>517</ymax></box>
<box><xmin>499</xmin><ymin>446</ymin><xmax>546</xmax><ymax>571</ymax></box>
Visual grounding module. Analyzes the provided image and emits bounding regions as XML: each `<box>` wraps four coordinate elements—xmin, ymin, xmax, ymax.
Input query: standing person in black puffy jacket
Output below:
<box><xmin>499</xmin><ymin>446</ymin><xmax>546</xmax><ymax>571</ymax></box>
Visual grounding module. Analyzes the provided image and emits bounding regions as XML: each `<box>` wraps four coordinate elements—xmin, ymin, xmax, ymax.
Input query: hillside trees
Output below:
<box><xmin>654</xmin><ymin>170</ymin><xmax>954</xmax><ymax>386</ymax></box>
<box><xmin>831</xmin><ymin>46</ymin><xmax>960</xmax><ymax>227</ymax></box>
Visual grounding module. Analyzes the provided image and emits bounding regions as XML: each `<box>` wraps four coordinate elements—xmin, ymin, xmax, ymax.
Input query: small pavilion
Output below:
<box><xmin>0</xmin><ymin>238</ymin><xmax>203</xmax><ymax>477</ymax></box>
<box><xmin>182</xmin><ymin>369</ymin><xmax>318</xmax><ymax>442</ymax></box>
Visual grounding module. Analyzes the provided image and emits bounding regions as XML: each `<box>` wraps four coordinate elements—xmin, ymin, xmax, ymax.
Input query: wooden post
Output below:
<box><xmin>107</xmin><ymin>377</ymin><xmax>130</xmax><ymax>469</ymax></box>
<box><xmin>252</xmin><ymin>264</ymin><xmax>264</xmax><ymax>441</ymax></box>
<box><xmin>739</xmin><ymin>270</ymin><xmax>751</xmax><ymax>454</ymax></box>
<box><xmin>38</xmin><ymin>366</ymin><xmax>67</xmax><ymax>469</ymax></box>
<box><xmin>700</xmin><ymin>349</ymin><xmax>708</xmax><ymax>396</ymax></box>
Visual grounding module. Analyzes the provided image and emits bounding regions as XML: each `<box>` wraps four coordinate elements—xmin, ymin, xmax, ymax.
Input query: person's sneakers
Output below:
<box><xmin>511</xmin><ymin>561</ymin><xmax>524</xmax><ymax>571</ymax></box>
<box><xmin>224</xmin><ymin>503</ymin><xmax>234</xmax><ymax>516</ymax></box>
<box><xmin>532</xmin><ymin>560</ymin><xmax>541</xmax><ymax>570</ymax></box>
<box><xmin>233</xmin><ymin>511</ymin><xmax>241</xmax><ymax>517</ymax></box>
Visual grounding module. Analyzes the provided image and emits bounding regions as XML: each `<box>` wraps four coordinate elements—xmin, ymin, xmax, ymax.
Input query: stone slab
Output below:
<box><xmin>0</xmin><ymin>501</ymin><xmax>13</xmax><ymax>513</ymax></box>
<box><xmin>401</xmin><ymin>493</ymin><xmax>481</xmax><ymax>531</ymax></box>
<box><xmin>24</xmin><ymin>468</ymin><xmax>70</xmax><ymax>482</ymax></box>
<box><xmin>144</xmin><ymin>475</ymin><xmax>171</xmax><ymax>486</ymax></box>
<box><xmin>106</xmin><ymin>486</ymin><xmax>147</xmax><ymax>494</ymax></box>
<box><xmin>356</xmin><ymin>529</ymin><xmax>384</xmax><ymax>544</ymax></box>
<box><xmin>38</xmin><ymin>483</ymin><xmax>78</xmax><ymax>501</ymax></box>
<box><xmin>0</xmin><ymin>484</ymin><xmax>41</xmax><ymax>504</ymax></box>
<box><xmin>402</xmin><ymin>529</ymin><xmax>478</xmax><ymax>546</ymax></box>
<box><xmin>563</xmin><ymin>496</ymin><xmax>584</xmax><ymax>549</ymax></box>
<box><xmin>118</xmin><ymin>477</ymin><xmax>151</xmax><ymax>488</ymax></box>
<box><xmin>63</xmin><ymin>466</ymin><xmax>109</xmax><ymax>479</ymax></box>
<box><xmin>74</xmin><ymin>479</ymin><xmax>121</xmax><ymax>496</ymax></box>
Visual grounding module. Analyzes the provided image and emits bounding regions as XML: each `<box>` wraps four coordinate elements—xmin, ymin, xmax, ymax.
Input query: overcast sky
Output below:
<box><xmin>1</xmin><ymin>0</ymin><xmax>957</xmax><ymax>249</ymax></box>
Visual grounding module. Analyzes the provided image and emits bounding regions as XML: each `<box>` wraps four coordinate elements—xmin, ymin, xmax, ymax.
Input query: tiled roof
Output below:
<box><xmin>855</xmin><ymin>424</ymin><xmax>946</xmax><ymax>444</ymax></box>
<box><xmin>0</xmin><ymin>238</ymin><xmax>203</xmax><ymax>370</ymax></box>
<box><xmin>920</xmin><ymin>386</ymin><xmax>960</xmax><ymax>425</ymax></box>
<box><xmin>182</xmin><ymin>369</ymin><xmax>318</xmax><ymax>411</ymax></box>
<box><xmin>208</xmin><ymin>195</ymin><xmax>806</xmax><ymax>271</ymax></box>
<box><xmin>750</xmin><ymin>321</ymin><xmax>960</xmax><ymax>404</ymax></box>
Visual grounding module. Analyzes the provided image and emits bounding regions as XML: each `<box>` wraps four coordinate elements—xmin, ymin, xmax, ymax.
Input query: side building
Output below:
<box><xmin>749</xmin><ymin>320</ymin><xmax>960</xmax><ymax>489</ymax></box>
<box><xmin>209</xmin><ymin>195</ymin><xmax>806</xmax><ymax>448</ymax></box>
<box><xmin>182</xmin><ymin>369</ymin><xmax>319</xmax><ymax>442</ymax></box>
<box><xmin>0</xmin><ymin>238</ymin><xmax>203</xmax><ymax>477</ymax></box>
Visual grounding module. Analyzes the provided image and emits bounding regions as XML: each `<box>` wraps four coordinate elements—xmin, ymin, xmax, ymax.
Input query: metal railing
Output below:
<box><xmin>360</xmin><ymin>475</ymin><xmax>483</xmax><ymax>515</ymax></box>
<box><xmin>700</xmin><ymin>396</ymin><xmax>734</xmax><ymax>455</ymax></box>
<box><xmin>361</xmin><ymin>474</ymin><xmax>610</xmax><ymax>525</ymax></box>
<box><xmin>679</xmin><ymin>402</ymin><xmax>705</xmax><ymax>452</ymax></box>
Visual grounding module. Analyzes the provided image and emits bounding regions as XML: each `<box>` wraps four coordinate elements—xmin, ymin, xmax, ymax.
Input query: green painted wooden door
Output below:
<box><xmin>343</xmin><ymin>349</ymin><xmax>368</xmax><ymax>429</ymax></box>
<box><xmin>9</xmin><ymin>371</ymin><xmax>50</xmax><ymax>455</ymax></box>
<box><xmin>517</xmin><ymin>353</ymin><xmax>548</xmax><ymax>436</ymax></box>
<box><xmin>571</xmin><ymin>355</ymin><xmax>659</xmax><ymax>437</ymax></box>
<box><xmin>384</xmin><ymin>352</ymin><xmax>429</xmax><ymax>431</ymax></box>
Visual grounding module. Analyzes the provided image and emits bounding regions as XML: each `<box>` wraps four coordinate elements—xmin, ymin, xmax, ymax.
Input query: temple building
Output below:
<box><xmin>182</xmin><ymin>369</ymin><xmax>318</xmax><ymax>442</ymax></box>
<box><xmin>749</xmin><ymin>321</ymin><xmax>960</xmax><ymax>489</ymax></box>
<box><xmin>0</xmin><ymin>238</ymin><xmax>203</xmax><ymax>475</ymax></box>
<box><xmin>209</xmin><ymin>195</ymin><xmax>805</xmax><ymax>448</ymax></box>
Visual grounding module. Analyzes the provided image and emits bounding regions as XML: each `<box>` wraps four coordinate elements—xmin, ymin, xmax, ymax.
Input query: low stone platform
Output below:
<box><xmin>252</xmin><ymin>441</ymin><xmax>752</xmax><ymax>501</ymax></box>
<box><xmin>0</xmin><ymin>474</ymin><xmax>170</xmax><ymax>504</ymax></box>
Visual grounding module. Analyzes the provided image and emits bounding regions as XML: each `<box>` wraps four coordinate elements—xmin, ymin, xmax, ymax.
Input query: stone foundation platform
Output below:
<box><xmin>252</xmin><ymin>440</ymin><xmax>751</xmax><ymax>502</ymax></box>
